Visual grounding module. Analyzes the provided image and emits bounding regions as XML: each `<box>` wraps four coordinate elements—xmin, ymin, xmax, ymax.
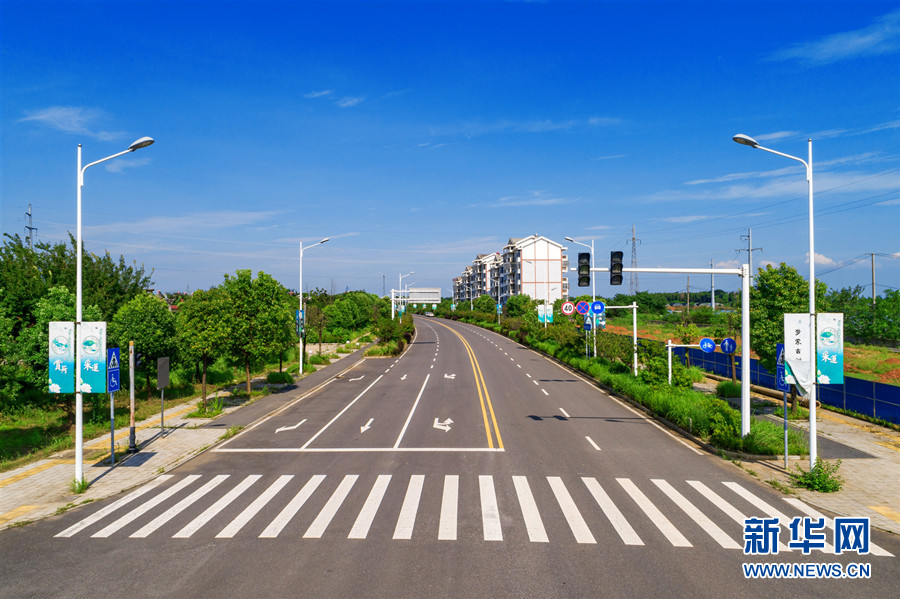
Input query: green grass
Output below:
<box><xmin>69</xmin><ymin>477</ymin><xmax>89</xmax><ymax>494</ymax></box>
<box><xmin>185</xmin><ymin>394</ymin><xmax>225</xmax><ymax>418</ymax></box>
<box><xmin>220</xmin><ymin>425</ymin><xmax>243</xmax><ymax>440</ymax></box>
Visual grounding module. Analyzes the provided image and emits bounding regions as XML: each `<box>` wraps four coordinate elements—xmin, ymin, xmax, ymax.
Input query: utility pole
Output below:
<box><xmin>710</xmin><ymin>258</ymin><xmax>715</xmax><ymax>311</ymax></box>
<box><xmin>686</xmin><ymin>276</ymin><xmax>690</xmax><ymax>316</ymax></box>
<box><xmin>737</xmin><ymin>228</ymin><xmax>763</xmax><ymax>286</ymax></box>
<box><xmin>24</xmin><ymin>204</ymin><xmax>37</xmax><ymax>250</ymax></box>
<box><xmin>630</xmin><ymin>224</ymin><xmax>640</xmax><ymax>295</ymax></box>
<box><xmin>871</xmin><ymin>253</ymin><xmax>876</xmax><ymax>308</ymax></box>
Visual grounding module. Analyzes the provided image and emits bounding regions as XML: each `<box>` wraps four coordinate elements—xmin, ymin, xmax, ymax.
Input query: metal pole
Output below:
<box><xmin>299</xmin><ymin>242</ymin><xmax>304</xmax><ymax>374</ymax></box>
<box><xmin>109</xmin><ymin>392</ymin><xmax>115</xmax><ymax>465</ymax></box>
<box><xmin>807</xmin><ymin>139</ymin><xmax>817</xmax><ymax>468</ymax></box>
<box><xmin>128</xmin><ymin>341</ymin><xmax>136</xmax><ymax>453</ymax></box>
<box><xmin>667</xmin><ymin>340</ymin><xmax>672</xmax><ymax>385</ymax></box>
<box><xmin>783</xmin><ymin>390</ymin><xmax>789</xmax><ymax>470</ymax></box>
<box><xmin>741</xmin><ymin>263</ymin><xmax>751</xmax><ymax>437</ymax></box>
<box><xmin>160</xmin><ymin>388</ymin><xmax>165</xmax><ymax>436</ymax></box>
<box><xmin>591</xmin><ymin>239</ymin><xmax>596</xmax><ymax>358</ymax></box>
<box><xmin>871</xmin><ymin>253</ymin><xmax>876</xmax><ymax>308</ymax></box>
<box><xmin>75</xmin><ymin>144</ymin><xmax>84</xmax><ymax>484</ymax></box>
<box><xmin>632</xmin><ymin>302</ymin><xmax>638</xmax><ymax>377</ymax></box>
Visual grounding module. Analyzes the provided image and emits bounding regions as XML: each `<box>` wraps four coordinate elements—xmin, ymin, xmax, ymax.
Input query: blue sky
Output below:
<box><xmin>2</xmin><ymin>1</ymin><xmax>899</xmax><ymax>298</ymax></box>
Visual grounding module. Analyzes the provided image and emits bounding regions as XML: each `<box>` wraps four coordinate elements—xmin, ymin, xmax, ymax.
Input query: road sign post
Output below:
<box><xmin>158</xmin><ymin>357</ymin><xmax>170</xmax><ymax>436</ymax></box>
<box><xmin>776</xmin><ymin>342</ymin><xmax>788</xmax><ymax>469</ymax></box>
<box><xmin>128</xmin><ymin>342</ymin><xmax>137</xmax><ymax>453</ymax></box>
<box><xmin>107</xmin><ymin>348</ymin><xmax>120</xmax><ymax>464</ymax></box>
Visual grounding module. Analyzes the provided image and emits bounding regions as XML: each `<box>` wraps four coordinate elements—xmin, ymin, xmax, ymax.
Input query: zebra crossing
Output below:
<box><xmin>54</xmin><ymin>473</ymin><xmax>893</xmax><ymax>556</ymax></box>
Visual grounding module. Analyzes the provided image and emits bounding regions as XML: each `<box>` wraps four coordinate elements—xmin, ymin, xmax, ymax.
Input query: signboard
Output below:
<box><xmin>775</xmin><ymin>343</ymin><xmax>789</xmax><ymax>392</ymax></box>
<box><xmin>720</xmin><ymin>338</ymin><xmax>737</xmax><ymax>354</ymax></box>
<box><xmin>596</xmin><ymin>313</ymin><xmax>606</xmax><ymax>329</ymax></box>
<box><xmin>591</xmin><ymin>300</ymin><xmax>606</xmax><ymax>314</ymax></box>
<box><xmin>107</xmin><ymin>348</ymin><xmax>121</xmax><ymax>393</ymax></box>
<box><xmin>78</xmin><ymin>322</ymin><xmax>107</xmax><ymax>393</ymax></box>
<box><xmin>157</xmin><ymin>357</ymin><xmax>170</xmax><ymax>389</ymax></box>
<box><xmin>497</xmin><ymin>304</ymin><xmax>502</xmax><ymax>315</ymax></box>
<box><xmin>699</xmin><ymin>337</ymin><xmax>716</xmax><ymax>353</ymax></box>
<box><xmin>575</xmin><ymin>301</ymin><xmax>590</xmax><ymax>315</ymax></box>
<box><xmin>817</xmin><ymin>313</ymin><xmax>844</xmax><ymax>384</ymax></box>
<box><xmin>584</xmin><ymin>319</ymin><xmax>592</xmax><ymax>332</ymax></box>
<box><xmin>784</xmin><ymin>313</ymin><xmax>813</xmax><ymax>395</ymax></box>
<box><xmin>48</xmin><ymin>321</ymin><xmax>75</xmax><ymax>393</ymax></box>
<box><xmin>538</xmin><ymin>304</ymin><xmax>553</xmax><ymax>324</ymax></box>
<box><xmin>408</xmin><ymin>287</ymin><xmax>441</xmax><ymax>304</ymax></box>
<box><xmin>561</xmin><ymin>301</ymin><xmax>575</xmax><ymax>316</ymax></box>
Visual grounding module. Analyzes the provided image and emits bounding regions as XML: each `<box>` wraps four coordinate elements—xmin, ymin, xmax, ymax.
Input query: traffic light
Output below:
<box><xmin>610</xmin><ymin>251</ymin><xmax>624</xmax><ymax>285</ymax></box>
<box><xmin>577</xmin><ymin>252</ymin><xmax>591</xmax><ymax>287</ymax></box>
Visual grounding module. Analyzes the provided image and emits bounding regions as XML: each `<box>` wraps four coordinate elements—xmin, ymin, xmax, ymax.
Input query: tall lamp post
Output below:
<box><xmin>75</xmin><ymin>137</ymin><xmax>154</xmax><ymax>484</ymax></box>
<box><xmin>733</xmin><ymin>133</ymin><xmax>818</xmax><ymax>468</ymax></box>
<box><xmin>396</xmin><ymin>271</ymin><xmax>414</xmax><ymax>319</ymax></box>
<box><xmin>298</xmin><ymin>237</ymin><xmax>330</xmax><ymax>374</ymax></box>
<box><xmin>566</xmin><ymin>236</ymin><xmax>596</xmax><ymax>357</ymax></box>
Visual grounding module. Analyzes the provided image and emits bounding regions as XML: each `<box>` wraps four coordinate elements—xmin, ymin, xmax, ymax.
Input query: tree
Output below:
<box><xmin>504</xmin><ymin>294</ymin><xmax>534</xmax><ymax>318</ymax></box>
<box><xmin>0</xmin><ymin>295</ymin><xmax>22</xmax><ymax>410</ymax></box>
<box><xmin>110</xmin><ymin>293</ymin><xmax>177</xmax><ymax>400</ymax></box>
<box><xmin>221</xmin><ymin>270</ymin><xmax>294</xmax><ymax>395</ymax></box>
<box><xmin>473</xmin><ymin>294</ymin><xmax>496</xmax><ymax>314</ymax></box>
<box><xmin>177</xmin><ymin>287</ymin><xmax>230</xmax><ymax>407</ymax></box>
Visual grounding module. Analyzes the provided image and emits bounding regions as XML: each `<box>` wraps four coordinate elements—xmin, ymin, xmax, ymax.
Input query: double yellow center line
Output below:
<box><xmin>435</xmin><ymin>322</ymin><xmax>503</xmax><ymax>449</ymax></box>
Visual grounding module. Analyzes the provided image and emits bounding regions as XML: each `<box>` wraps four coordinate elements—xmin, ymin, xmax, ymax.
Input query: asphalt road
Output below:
<box><xmin>1</xmin><ymin>316</ymin><xmax>897</xmax><ymax>598</ymax></box>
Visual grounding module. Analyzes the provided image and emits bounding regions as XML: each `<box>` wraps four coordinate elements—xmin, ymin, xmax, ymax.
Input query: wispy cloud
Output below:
<box><xmin>83</xmin><ymin>210</ymin><xmax>282</xmax><ymax>237</ymax></box>
<box><xmin>770</xmin><ymin>8</ymin><xmax>900</xmax><ymax>65</ymax></box>
<box><xmin>876</xmin><ymin>198</ymin><xmax>900</xmax><ymax>206</ymax></box>
<box><xmin>686</xmin><ymin>153</ymin><xmax>886</xmax><ymax>186</ymax></box>
<box><xmin>304</xmin><ymin>90</ymin><xmax>334</xmax><ymax>98</ymax></box>
<box><xmin>336</xmin><ymin>96</ymin><xmax>365</xmax><ymax>108</ymax></box>
<box><xmin>492</xmin><ymin>190</ymin><xmax>576</xmax><ymax>208</ymax></box>
<box><xmin>19</xmin><ymin>106</ymin><xmax>122</xmax><ymax>141</ymax></box>
<box><xmin>594</xmin><ymin>154</ymin><xmax>626</xmax><ymax>161</ymax></box>
<box><xmin>755</xmin><ymin>131</ymin><xmax>799</xmax><ymax>142</ymax></box>
<box><xmin>105</xmin><ymin>157</ymin><xmax>151</xmax><ymax>173</ymax></box>
<box><xmin>807</xmin><ymin>252</ymin><xmax>837</xmax><ymax>266</ymax></box>
<box><xmin>586</xmin><ymin>225</ymin><xmax>612</xmax><ymax>231</ymax></box>
<box><xmin>658</xmin><ymin>215</ymin><xmax>710</xmax><ymax>224</ymax></box>
<box><xmin>432</xmin><ymin>116</ymin><xmax>620</xmax><ymax>139</ymax></box>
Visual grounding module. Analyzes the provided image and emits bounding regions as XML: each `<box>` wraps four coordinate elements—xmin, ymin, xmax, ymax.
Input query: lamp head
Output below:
<box><xmin>732</xmin><ymin>134</ymin><xmax>759</xmax><ymax>148</ymax></box>
<box><xmin>320</xmin><ymin>237</ymin><xmax>330</xmax><ymax>244</ymax></box>
<box><xmin>128</xmin><ymin>137</ymin><xmax>155</xmax><ymax>151</ymax></box>
<box><xmin>564</xmin><ymin>236</ymin><xmax>575</xmax><ymax>242</ymax></box>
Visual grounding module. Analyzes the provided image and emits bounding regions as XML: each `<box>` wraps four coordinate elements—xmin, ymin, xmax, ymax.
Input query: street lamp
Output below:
<box><xmin>299</xmin><ymin>237</ymin><xmax>330</xmax><ymax>374</ymax></box>
<box><xmin>566</xmin><ymin>236</ymin><xmax>596</xmax><ymax>357</ymax></box>
<box><xmin>75</xmin><ymin>137</ymin><xmax>154</xmax><ymax>484</ymax></box>
<box><xmin>396</xmin><ymin>271</ymin><xmax>413</xmax><ymax>319</ymax></box>
<box><xmin>733</xmin><ymin>133</ymin><xmax>818</xmax><ymax>468</ymax></box>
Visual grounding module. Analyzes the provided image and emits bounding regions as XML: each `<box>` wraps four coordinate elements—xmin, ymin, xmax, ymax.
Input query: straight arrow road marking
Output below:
<box><xmin>360</xmin><ymin>418</ymin><xmax>374</xmax><ymax>433</ymax></box>
<box><xmin>276</xmin><ymin>419</ymin><xmax>307</xmax><ymax>434</ymax></box>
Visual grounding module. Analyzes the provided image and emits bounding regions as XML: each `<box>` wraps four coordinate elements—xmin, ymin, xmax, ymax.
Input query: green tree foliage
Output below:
<box><xmin>473</xmin><ymin>294</ymin><xmax>496</xmax><ymax>314</ymax></box>
<box><xmin>504</xmin><ymin>294</ymin><xmax>534</xmax><ymax>318</ymax></box>
<box><xmin>750</xmin><ymin>263</ymin><xmax>828</xmax><ymax>374</ymax></box>
<box><xmin>221</xmin><ymin>270</ymin><xmax>294</xmax><ymax>395</ymax></box>
<box><xmin>0</xmin><ymin>294</ymin><xmax>23</xmax><ymax>409</ymax></box>
<box><xmin>177</xmin><ymin>287</ymin><xmax>231</xmax><ymax>405</ymax></box>
<box><xmin>110</xmin><ymin>293</ymin><xmax>177</xmax><ymax>400</ymax></box>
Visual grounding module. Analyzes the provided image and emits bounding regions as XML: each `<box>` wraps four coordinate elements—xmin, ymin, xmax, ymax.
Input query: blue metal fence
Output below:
<box><xmin>668</xmin><ymin>343</ymin><xmax>900</xmax><ymax>425</ymax></box>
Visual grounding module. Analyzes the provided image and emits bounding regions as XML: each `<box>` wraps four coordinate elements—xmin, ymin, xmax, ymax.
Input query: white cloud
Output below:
<box><xmin>104</xmin><ymin>157</ymin><xmax>151</xmax><ymax>173</ymax></box>
<box><xmin>770</xmin><ymin>9</ymin><xmax>900</xmax><ymax>65</ymax></box>
<box><xmin>594</xmin><ymin>154</ymin><xmax>626</xmax><ymax>161</ymax></box>
<box><xmin>755</xmin><ymin>131</ymin><xmax>799</xmax><ymax>142</ymax></box>
<box><xmin>83</xmin><ymin>210</ymin><xmax>282</xmax><ymax>238</ymax></box>
<box><xmin>19</xmin><ymin>106</ymin><xmax>122</xmax><ymax>141</ymax></box>
<box><xmin>658</xmin><ymin>215</ymin><xmax>710</xmax><ymax>224</ymax></box>
<box><xmin>758</xmin><ymin>260</ymin><xmax>778</xmax><ymax>269</ymax></box>
<box><xmin>304</xmin><ymin>90</ymin><xmax>334</xmax><ymax>98</ymax></box>
<box><xmin>586</xmin><ymin>225</ymin><xmax>612</xmax><ymax>231</ymax></box>
<box><xmin>806</xmin><ymin>252</ymin><xmax>836</xmax><ymax>266</ymax></box>
<box><xmin>336</xmin><ymin>96</ymin><xmax>365</xmax><ymax>108</ymax></box>
<box><xmin>876</xmin><ymin>199</ymin><xmax>900</xmax><ymax>206</ymax></box>
<box><xmin>492</xmin><ymin>190</ymin><xmax>575</xmax><ymax>207</ymax></box>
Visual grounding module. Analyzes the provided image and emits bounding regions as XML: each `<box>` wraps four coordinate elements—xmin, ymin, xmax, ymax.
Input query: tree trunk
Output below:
<box><xmin>201</xmin><ymin>361</ymin><xmax>208</xmax><ymax>410</ymax></box>
<box><xmin>245</xmin><ymin>360</ymin><xmax>251</xmax><ymax>396</ymax></box>
<box><xmin>790</xmin><ymin>385</ymin><xmax>798</xmax><ymax>414</ymax></box>
<box><xmin>279</xmin><ymin>352</ymin><xmax>283</xmax><ymax>373</ymax></box>
<box><xmin>730</xmin><ymin>354</ymin><xmax>737</xmax><ymax>383</ymax></box>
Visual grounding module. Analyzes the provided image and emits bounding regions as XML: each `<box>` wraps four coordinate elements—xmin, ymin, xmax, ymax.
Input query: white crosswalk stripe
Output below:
<box><xmin>55</xmin><ymin>473</ymin><xmax>895</xmax><ymax>556</ymax></box>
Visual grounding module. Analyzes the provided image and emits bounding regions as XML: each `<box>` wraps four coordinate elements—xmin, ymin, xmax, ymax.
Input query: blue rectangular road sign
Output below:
<box><xmin>776</xmin><ymin>343</ymin><xmax>789</xmax><ymax>392</ymax></box>
<box><xmin>107</xmin><ymin>347</ymin><xmax>120</xmax><ymax>393</ymax></box>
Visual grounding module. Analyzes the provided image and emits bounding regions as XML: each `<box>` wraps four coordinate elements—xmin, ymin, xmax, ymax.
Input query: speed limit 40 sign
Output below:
<box><xmin>562</xmin><ymin>301</ymin><xmax>575</xmax><ymax>316</ymax></box>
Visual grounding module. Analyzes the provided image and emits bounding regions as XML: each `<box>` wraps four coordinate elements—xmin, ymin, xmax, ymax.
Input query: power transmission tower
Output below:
<box><xmin>737</xmin><ymin>228</ymin><xmax>763</xmax><ymax>285</ymax></box>
<box><xmin>630</xmin><ymin>224</ymin><xmax>641</xmax><ymax>295</ymax></box>
<box><xmin>24</xmin><ymin>204</ymin><xmax>37</xmax><ymax>250</ymax></box>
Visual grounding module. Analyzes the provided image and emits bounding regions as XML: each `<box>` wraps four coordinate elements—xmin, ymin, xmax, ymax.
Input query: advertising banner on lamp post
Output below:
<box><xmin>783</xmin><ymin>313</ymin><xmax>813</xmax><ymax>396</ymax></box>
<box><xmin>816</xmin><ymin>313</ymin><xmax>844</xmax><ymax>385</ymax></box>
<box><xmin>77</xmin><ymin>322</ymin><xmax>107</xmax><ymax>393</ymax></box>
<box><xmin>48</xmin><ymin>321</ymin><xmax>75</xmax><ymax>393</ymax></box>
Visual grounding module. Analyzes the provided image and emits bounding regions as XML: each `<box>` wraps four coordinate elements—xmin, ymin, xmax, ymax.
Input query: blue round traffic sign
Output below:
<box><xmin>721</xmin><ymin>337</ymin><xmax>737</xmax><ymax>354</ymax></box>
<box><xmin>699</xmin><ymin>337</ymin><xmax>716</xmax><ymax>354</ymax></box>
<box><xmin>591</xmin><ymin>300</ymin><xmax>606</xmax><ymax>314</ymax></box>
<box><xmin>575</xmin><ymin>301</ymin><xmax>590</xmax><ymax>315</ymax></box>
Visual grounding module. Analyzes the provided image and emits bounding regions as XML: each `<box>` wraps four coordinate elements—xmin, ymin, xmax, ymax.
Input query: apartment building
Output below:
<box><xmin>452</xmin><ymin>235</ymin><xmax>568</xmax><ymax>306</ymax></box>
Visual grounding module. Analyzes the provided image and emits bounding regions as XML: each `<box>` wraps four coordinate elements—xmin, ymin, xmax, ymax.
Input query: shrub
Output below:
<box><xmin>790</xmin><ymin>458</ymin><xmax>843</xmax><ymax>492</ymax></box>
<box><xmin>266</xmin><ymin>371</ymin><xmax>294</xmax><ymax>384</ymax></box>
<box><xmin>307</xmin><ymin>353</ymin><xmax>331</xmax><ymax>365</ymax></box>
<box><xmin>716</xmin><ymin>380</ymin><xmax>742</xmax><ymax>398</ymax></box>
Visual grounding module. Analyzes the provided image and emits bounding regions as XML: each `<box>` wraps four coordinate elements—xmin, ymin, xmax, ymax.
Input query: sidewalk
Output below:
<box><xmin>0</xmin><ymin>347</ymin><xmax>364</xmax><ymax>531</ymax></box>
<box><xmin>2</xmin><ymin>354</ymin><xmax>899</xmax><ymax>535</ymax></box>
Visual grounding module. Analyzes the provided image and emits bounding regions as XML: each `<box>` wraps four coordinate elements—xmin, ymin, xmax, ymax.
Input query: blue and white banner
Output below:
<box><xmin>816</xmin><ymin>313</ymin><xmax>844</xmax><ymax>385</ymax></box>
<box><xmin>77</xmin><ymin>322</ymin><xmax>107</xmax><ymax>393</ymax></box>
<box><xmin>48</xmin><ymin>321</ymin><xmax>75</xmax><ymax>393</ymax></box>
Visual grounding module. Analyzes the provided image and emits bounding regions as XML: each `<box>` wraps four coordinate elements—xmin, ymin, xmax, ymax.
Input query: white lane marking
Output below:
<box><xmin>517</xmin><ymin>364</ymin><xmax>522</xmax><ymax>368</ymax></box>
<box><xmin>276</xmin><ymin>418</ymin><xmax>307</xmax><ymax>434</ymax></box>
<box><xmin>56</xmin><ymin>476</ymin><xmax>173</xmax><ymax>538</ymax></box>
<box><xmin>559</xmin><ymin>408</ymin><xmax>570</xmax><ymax>418</ymax></box>
<box><xmin>533</xmin><ymin>380</ymin><xmax>540</xmax><ymax>386</ymax></box>
<box><xmin>259</xmin><ymin>475</ymin><xmax>325</xmax><ymax>538</ymax></box>
<box><xmin>510</xmin><ymin>357</ymin><xmax>514</xmax><ymax>361</ymax></box>
<box><xmin>304</xmin><ymin>475</ymin><xmax>358</xmax><ymax>539</ymax></box>
<box><xmin>439</xmin><ymin>475</ymin><xmax>459</xmax><ymax>541</ymax></box>
<box><xmin>526</xmin><ymin>374</ymin><xmax>532</xmax><ymax>378</ymax></box>
<box><xmin>385</xmin><ymin>369</ymin><xmax>390</xmax><ymax>373</ymax></box>
<box><xmin>301</xmin><ymin>375</ymin><xmax>384</xmax><ymax>449</ymax></box>
<box><xmin>430</xmin><ymin>364</ymin><xmax>434</xmax><ymax>369</ymax></box>
<box><xmin>349</xmin><ymin>475</ymin><xmax>392</xmax><ymax>540</ymax></box>
<box><xmin>394</xmin><ymin>374</ymin><xmax>431</xmax><ymax>448</ymax></box>
<box><xmin>652</xmin><ymin>479</ymin><xmax>740</xmax><ymax>549</ymax></box>
<box><xmin>480</xmin><ymin>475</ymin><xmax>503</xmax><ymax>541</ymax></box>
<box><xmin>393</xmin><ymin>475</ymin><xmax>425</xmax><ymax>540</ymax></box>
<box><xmin>215</xmin><ymin>447</ymin><xmax>505</xmax><ymax>453</ymax></box>
<box><xmin>131</xmin><ymin>475</ymin><xmax>229</xmax><ymax>538</ymax></box>
<box><xmin>548</xmin><ymin>477</ymin><xmax>596</xmax><ymax>544</ymax></box>
<box><xmin>582</xmin><ymin>478</ymin><xmax>643</xmax><ymax>546</ymax></box>
<box><xmin>512</xmin><ymin>476</ymin><xmax>548</xmax><ymax>543</ymax></box>
<box><xmin>783</xmin><ymin>498</ymin><xmax>893</xmax><ymax>557</ymax></box>
<box><xmin>541</xmin><ymin>389</ymin><xmax>549</xmax><ymax>396</ymax></box>
<box><xmin>175</xmin><ymin>475</ymin><xmax>261</xmax><ymax>538</ymax></box>
<box><xmin>724</xmin><ymin>482</ymin><xmax>834</xmax><ymax>553</ymax></box>
<box><xmin>585</xmin><ymin>436</ymin><xmax>601</xmax><ymax>451</ymax></box>
<box><xmin>92</xmin><ymin>475</ymin><xmax>201</xmax><ymax>538</ymax></box>
<box><xmin>217</xmin><ymin>475</ymin><xmax>294</xmax><ymax>538</ymax></box>
<box><xmin>617</xmin><ymin>478</ymin><xmax>691</xmax><ymax>547</ymax></box>
<box><xmin>349</xmin><ymin>376</ymin><xmax>365</xmax><ymax>382</ymax></box>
